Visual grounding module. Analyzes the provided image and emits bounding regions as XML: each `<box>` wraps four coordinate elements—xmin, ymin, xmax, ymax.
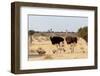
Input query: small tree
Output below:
<box><xmin>77</xmin><ymin>26</ymin><xmax>88</xmax><ymax>42</ymax></box>
<box><xmin>28</xmin><ymin>30</ymin><xmax>35</xmax><ymax>44</ymax></box>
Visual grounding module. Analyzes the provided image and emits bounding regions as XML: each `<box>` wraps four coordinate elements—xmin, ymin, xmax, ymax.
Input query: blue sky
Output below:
<box><xmin>28</xmin><ymin>15</ymin><xmax>88</xmax><ymax>32</ymax></box>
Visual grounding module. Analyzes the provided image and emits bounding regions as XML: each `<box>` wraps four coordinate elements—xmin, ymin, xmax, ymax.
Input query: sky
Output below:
<box><xmin>28</xmin><ymin>15</ymin><xmax>88</xmax><ymax>32</ymax></box>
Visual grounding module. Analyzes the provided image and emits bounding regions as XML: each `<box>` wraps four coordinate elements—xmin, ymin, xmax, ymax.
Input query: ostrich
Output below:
<box><xmin>50</xmin><ymin>35</ymin><xmax>65</xmax><ymax>53</ymax></box>
<box><xmin>65</xmin><ymin>32</ymin><xmax>78</xmax><ymax>53</ymax></box>
<box><xmin>50</xmin><ymin>36</ymin><xmax>64</xmax><ymax>47</ymax></box>
<box><xmin>50</xmin><ymin>29</ymin><xmax>65</xmax><ymax>53</ymax></box>
<box><xmin>66</xmin><ymin>36</ymin><xmax>77</xmax><ymax>44</ymax></box>
<box><xmin>49</xmin><ymin>30</ymin><xmax>64</xmax><ymax>47</ymax></box>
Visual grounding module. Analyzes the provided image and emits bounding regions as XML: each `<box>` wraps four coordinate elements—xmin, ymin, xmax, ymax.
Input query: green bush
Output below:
<box><xmin>77</xmin><ymin>26</ymin><xmax>88</xmax><ymax>42</ymax></box>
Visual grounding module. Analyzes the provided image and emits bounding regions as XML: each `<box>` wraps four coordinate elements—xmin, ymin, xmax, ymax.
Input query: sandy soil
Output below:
<box><xmin>28</xmin><ymin>36</ymin><xmax>88</xmax><ymax>61</ymax></box>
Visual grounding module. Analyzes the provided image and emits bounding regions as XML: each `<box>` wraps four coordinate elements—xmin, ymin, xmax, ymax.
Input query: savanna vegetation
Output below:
<box><xmin>77</xmin><ymin>26</ymin><xmax>88</xmax><ymax>42</ymax></box>
<box><xmin>28</xmin><ymin>27</ymin><xmax>88</xmax><ymax>60</ymax></box>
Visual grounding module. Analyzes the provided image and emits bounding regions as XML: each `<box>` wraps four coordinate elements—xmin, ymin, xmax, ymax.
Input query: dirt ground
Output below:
<box><xmin>28</xmin><ymin>35</ymin><xmax>88</xmax><ymax>61</ymax></box>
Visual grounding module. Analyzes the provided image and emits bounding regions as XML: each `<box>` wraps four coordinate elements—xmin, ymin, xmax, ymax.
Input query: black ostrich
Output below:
<box><xmin>65</xmin><ymin>36</ymin><xmax>77</xmax><ymax>53</ymax></box>
<box><xmin>50</xmin><ymin>36</ymin><xmax>64</xmax><ymax>47</ymax></box>
<box><xmin>50</xmin><ymin>36</ymin><xmax>65</xmax><ymax>53</ymax></box>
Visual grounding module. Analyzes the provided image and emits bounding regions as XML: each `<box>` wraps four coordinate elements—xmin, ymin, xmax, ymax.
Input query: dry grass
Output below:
<box><xmin>28</xmin><ymin>34</ymin><xmax>88</xmax><ymax>61</ymax></box>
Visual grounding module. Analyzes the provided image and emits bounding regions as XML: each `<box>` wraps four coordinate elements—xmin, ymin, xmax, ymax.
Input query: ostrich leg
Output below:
<box><xmin>70</xmin><ymin>44</ymin><xmax>75</xmax><ymax>53</ymax></box>
<box><xmin>61</xmin><ymin>41</ymin><xmax>65</xmax><ymax>52</ymax></box>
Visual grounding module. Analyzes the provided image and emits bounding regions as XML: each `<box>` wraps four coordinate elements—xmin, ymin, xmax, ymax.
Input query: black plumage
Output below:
<box><xmin>65</xmin><ymin>36</ymin><xmax>77</xmax><ymax>44</ymax></box>
<box><xmin>50</xmin><ymin>36</ymin><xmax>64</xmax><ymax>45</ymax></box>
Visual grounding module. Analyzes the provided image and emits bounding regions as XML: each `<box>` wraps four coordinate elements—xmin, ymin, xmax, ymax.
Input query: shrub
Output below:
<box><xmin>77</xmin><ymin>26</ymin><xmax>88</xmax><ymax>42</ymax></box>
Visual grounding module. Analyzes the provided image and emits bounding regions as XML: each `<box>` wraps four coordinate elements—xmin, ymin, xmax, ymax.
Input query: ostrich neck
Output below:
<box><xmin>50</xmin><ymin>36</ymin><xmax>52</xmax><ymax>39</ymax></box>
<box><xmin>50</xmin><ymin>32</ymin><xmax>54</xmax><ymax>38</ymax></box>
